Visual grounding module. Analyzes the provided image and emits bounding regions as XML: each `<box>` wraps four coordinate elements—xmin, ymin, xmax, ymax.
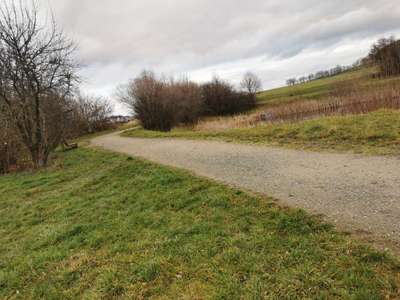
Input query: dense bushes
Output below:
<box><xmin>369</xmin><ymin>37</ymin><xmax>400</xmax><ymax>77</ymax></box>
<box><xmin>119</xmin><ymin>71</ymin><xmax>258</xmax><ymax>131</ymax></box>
<box><xmin>68</xmin><ymin>94</ymin><xmax>114</xmax><ymax>137</ymax></box>
<box><xmin>118</xmin><ymin>71</ymin><xmax>200</xmax><ymax>131</ymax></box>
<box><xmin>0</xmin><ymin>109</ymin><xmax>29</xmax><ymax>174</ymax></box>
<box><xmin>202</xmin><ymin>77</ymin><xmax>256</xmax><ymax>115</ymax></box>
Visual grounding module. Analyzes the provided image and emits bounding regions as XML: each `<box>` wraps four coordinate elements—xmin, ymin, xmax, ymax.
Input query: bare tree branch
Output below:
<box><xmin>0</xmin><ymin>0</ymin><xmax>79</xmax><ymax>168</ymax></box>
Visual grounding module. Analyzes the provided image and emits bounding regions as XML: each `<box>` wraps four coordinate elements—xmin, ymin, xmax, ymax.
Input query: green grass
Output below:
<box><xmin>1</xmin><ymin>148</ymin><xmax>399</xmax><ymax>299</ymax></box>
<box><xmin>256</xmin><ymin>68</ymin><xmax>400</xmax><ymax>106</ymax></box>
<box><xmin>123</xmin><ymin>110</ymin><xmax>400</xmax><ymax>155</ymax></box>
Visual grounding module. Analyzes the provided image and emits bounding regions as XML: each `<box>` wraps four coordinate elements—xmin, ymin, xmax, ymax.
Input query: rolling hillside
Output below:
<box><xmin>256</xmin><ymin>67</ymin><xmax>400</xmax><ymax>107</ymax></box>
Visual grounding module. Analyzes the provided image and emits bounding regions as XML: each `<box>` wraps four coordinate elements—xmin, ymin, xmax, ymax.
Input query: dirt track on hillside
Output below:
<box><xmin>92</xmin><ymin>133</ymin><xmax>400</xmax><ymax>252</ymax></box>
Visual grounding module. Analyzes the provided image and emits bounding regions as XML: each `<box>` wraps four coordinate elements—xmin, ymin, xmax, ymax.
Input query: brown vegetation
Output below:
<box><xmin>202</xmin><ymin>76</ymin><xmax>256</xmax><ymax>116</ymax></box>
<box><xmin>68</xmin><ymin>94</ymin><xmax>114</xmax><ymax>137</ymax></box>
<box><xmin>192</xmin><ymin>83</ymin><xmax>400</xmax><ymax>131</ymax></box>
<box><xmin>118</xmin><ymin>72</ymin><xmax>258</xmax><ymax>131</ymax></box>
<box><xmin>259</xmin><ymin>83</ymin><xmax>400</xmax><ymax>123</ymax></box>
<box><xmin>0</xmin><ymin>1</ymin><xmax>78</xmax><ymax>168</ymax></box>
<box><xmin>0</xmin><ymin>1</ymin><xmax>116</xmax><ymax>174</ymax></box>
<box><xmin>369</xmin><ymin>37</ymin><xmax>400</xmax><ymax>77</ymax></box>
<box><xmin>117</xmin><ymin>71</ymin><xmax>203</xmax><ymax>131</ymax></box>
<box><xmin>0</xmin><ymin>111</ymin><xmax>29</xmax><ymax>173</ymax></box>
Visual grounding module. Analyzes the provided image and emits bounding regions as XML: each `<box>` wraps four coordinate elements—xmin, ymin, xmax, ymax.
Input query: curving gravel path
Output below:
<box><xmin>92</xmin><ymin>133</ymin><xmax>400</xmax><ymax>251</ymax></box>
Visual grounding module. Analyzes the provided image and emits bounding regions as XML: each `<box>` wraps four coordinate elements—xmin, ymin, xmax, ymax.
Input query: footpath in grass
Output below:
<box><xmin>0</xmin><ymin>148</ymin><xmax>399</xmax><ymax>299</ymax></box>
<box><xmin>124</xmin><ymin>110</ymin><xmax>400</xmax><ymax>155</ymax></box>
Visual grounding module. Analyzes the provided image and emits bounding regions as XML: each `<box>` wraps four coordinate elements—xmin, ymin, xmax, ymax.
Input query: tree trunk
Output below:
<box><xmin>30</xmin><ymin>144</ymin><xmax>48</xmax><ymax>169</ymax></box>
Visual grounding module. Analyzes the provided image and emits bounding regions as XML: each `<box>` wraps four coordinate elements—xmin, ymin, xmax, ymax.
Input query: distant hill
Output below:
<box><xmin>256</xmin><ymin>67</ymin><xmax>400</xmax><ymax>107</ymax></box>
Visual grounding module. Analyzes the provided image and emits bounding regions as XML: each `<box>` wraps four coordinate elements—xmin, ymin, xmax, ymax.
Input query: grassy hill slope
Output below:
<box><xmin>1</xmin><ymin>148</ymin><xmax>399</xmax><ymax>299</ymax></box>
<box><xmin>256</xmin><ymin>67</ymin><xmax>400</xmax><ymax>106</ymax></box>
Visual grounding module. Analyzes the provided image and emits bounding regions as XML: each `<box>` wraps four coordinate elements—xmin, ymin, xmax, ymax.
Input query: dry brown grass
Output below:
<box><xmin>260</xmin><ymin>84</ymin><xmax>400</xmax><ymax>122</ymax></box>
<box><xmin>194</xmin><ymin>114</ymin><xmax>260</xmax><ymax>131</ymax></box>
<box><xmin>193</xmin><ymin>83</ymin><xmax>400</xmax><ymax>131</ymax></box>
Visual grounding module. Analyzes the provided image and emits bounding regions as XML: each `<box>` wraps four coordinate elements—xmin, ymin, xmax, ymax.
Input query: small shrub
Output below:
<box><xmin>201</xmin><ymin>77</ymin><xmax>256</xmax><ymax>116</ymax></box>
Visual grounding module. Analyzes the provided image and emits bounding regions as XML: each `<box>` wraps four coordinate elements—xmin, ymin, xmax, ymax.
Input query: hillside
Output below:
<box><xmin>1</xmin><ymin>148</ymin><xmax>399</xmax><ymax>298</ymax></box>
<box><xmin>256</xmin><ymin>67</ymin><xmax>400</xmax><ymax>107</ymax></box>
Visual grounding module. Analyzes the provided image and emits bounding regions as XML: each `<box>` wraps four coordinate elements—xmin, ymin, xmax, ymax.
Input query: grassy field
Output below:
<box><xmin>124</xmin><ymin>109</ymin><xmax>400</xmax><ymax>155</ymax></box>
<box><xmin>256</xmin><ymin>68</ymin><xmax>400</xmax><ymax>107</ymax></box>
<box><xmin>1</xmin><ymin>148</ymin><xmax>399</xmax><ymax>299</ymax></box>
<box><xmin>257</xmin><ymin>70</ymin><xmax>363</xmax><ymax>106</ymax></box>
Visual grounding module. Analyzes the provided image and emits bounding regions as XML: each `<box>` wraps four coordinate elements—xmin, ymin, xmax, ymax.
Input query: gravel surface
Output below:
<box><xmin>92</xmin><ymin>133</ymin><xmax>400</xmax><ymax>250</ymax></box>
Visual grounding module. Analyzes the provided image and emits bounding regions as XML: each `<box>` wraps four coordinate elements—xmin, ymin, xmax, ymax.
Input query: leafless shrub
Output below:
<box><xmin>165</xmin><ymin>77</ymin><xmax>203</xmax><ymax>125</ymax></box>
<box><xmin>117</xmin><ymin>72</ymin><xmax>259</xmax><ymax>132</ymax></box>
<box><xmin>118</xmin><ymin>71</ymin><xmax>203</xmax><ymax>131</ymax></box>
<box><xmin>201</xmin><ymin>76</ymin><xmax>256</xmax><ymax>116</ymax></box>
<box><xmin>68</xmin><ymin>94</ymin><xmax>114</xmax><ymax>136</ymax></box>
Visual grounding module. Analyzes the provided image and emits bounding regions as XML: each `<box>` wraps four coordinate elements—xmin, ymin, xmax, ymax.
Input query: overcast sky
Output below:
<box><xmin>46</xmin><ymin>0</ymin><xmax>400</xmax><ymax>114</ymax></box>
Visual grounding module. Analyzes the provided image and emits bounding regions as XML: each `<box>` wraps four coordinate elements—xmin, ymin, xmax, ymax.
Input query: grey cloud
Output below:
<box><xmin>44</xmin><ymin>0</ymin><xmax>400</xmax><ymax>113</ymax></box>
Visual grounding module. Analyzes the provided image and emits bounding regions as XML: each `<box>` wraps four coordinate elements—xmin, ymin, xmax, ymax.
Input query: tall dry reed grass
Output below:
<box><xmin>194</xmin><ymin>83</ymin><xmax>400</xmax><ymax>131</ymax></box>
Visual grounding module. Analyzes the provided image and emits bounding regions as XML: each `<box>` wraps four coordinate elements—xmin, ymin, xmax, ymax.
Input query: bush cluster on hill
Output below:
<box><xmin>118</xmin><ymin>71</ymin><xmax>261</xmax><ymax>131</ymax></box>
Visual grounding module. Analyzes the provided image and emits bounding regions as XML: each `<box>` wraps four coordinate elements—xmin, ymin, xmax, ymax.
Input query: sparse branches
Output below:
<box><xmin>0</xmin><ymin>0</ymin><xmax>79</xmax><ymax>168</ymax></box>
<box><xmin>369</xmin><ymin>36</ymin><xmax>400</xmax><ymax>77</ymax></box>
<box><xmin>240</xmin><ymin>72</ymin><xmax>262</xmax><ymax>95</ymax></box>
<box><xmin>71</xmin><ymin>94</ymin><xmax>113</xmax><ymax>135</ymax></box>
<box><xmin>286</xmin><ymin>78</ymin><xmax>297</xmax><ymax>86</ymax></box>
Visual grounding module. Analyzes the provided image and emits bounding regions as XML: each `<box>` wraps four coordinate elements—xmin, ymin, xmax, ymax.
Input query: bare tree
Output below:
<box><xmin>240</xmin><ymin>72</ymin><xmax>262</xmax><ymax>95</ymax></box>
<box><xmin>286</xmin><ymin>78</ymin><xmax>297</xmax><ymax>86</ymax></box>
<box><xmin>369</xmin><ymin>37</ymin><xmax>400</xmax><ymax>77</ymax></box>
<box><xmin>72</xmin><ymin>94</ymin><xmax>113</xmax><ymax>134</ymax></box>
<box><xmin>298</xmin><ymin>76</ymin><xmax>307</xmax><ymax>84</ymax></box>
<box><xmin>0</xmin><ymin>0</ymin><xmax>78</xmax><ymax>168</ymax></box>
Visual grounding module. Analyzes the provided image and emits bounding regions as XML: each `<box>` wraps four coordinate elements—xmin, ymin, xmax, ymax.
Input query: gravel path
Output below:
<box><xmin>92</xmin><ymin>133</ymin><xmax>400</xmax><ymax>250</ymax></box>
